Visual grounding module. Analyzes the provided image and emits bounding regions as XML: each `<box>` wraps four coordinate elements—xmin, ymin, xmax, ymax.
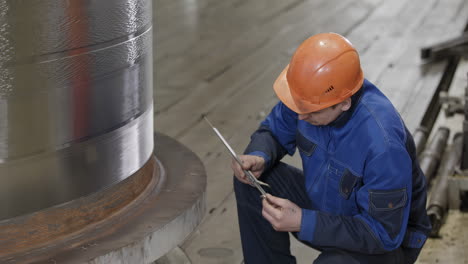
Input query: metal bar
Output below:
<box><xmin>203</xmin><ymin>116</ymin><xmax>268</xmax><ymax>198</ymax></box>
<box><xmin>461</xmin><ymin>73</ymin><xmax>468</xmax><ymax>169</ymax></box>
<box><xmin>420</xmin><ymin>57</ymin><xmax>460</xmax><ymax>134</ymax></box>
<box><xmin>421</xmin><ymin>32</ymin><xmax>468</xmax><ymax>60</ymax></box>
<box><xmin>427</xmin><ymin>133</ymin><xmax>463</xmax><ymax>237</ymax></box>
<box><xmin>419</xmin><ymin>127</ymin><xmax>450</xmax><ymax>184</ymax></box>
<box><xmin>413</xmin><ymin>126</ymin><xmax>429</xmax><ymax>156</ymax></box>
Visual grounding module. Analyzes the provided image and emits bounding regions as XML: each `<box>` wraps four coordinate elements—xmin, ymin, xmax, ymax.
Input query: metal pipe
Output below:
<box><xmin>461</xmin><ymin>74</ymin><xmax>468</xmax><ymax>169</ymax></box>
<box><xmin>419</xmin><ymin>127</ymin><xmax>450</xmax><ymax>184</ymax></box>
<box><xmin>427</xmin><ymin>133</ymin><xmax>463</xmax><ymax>237</ymax></box>
<box><xmin>413</xmin><ymin>126</ymin><xmax>429</xmax><ymax>156</ymax></box>
<box><xmin>0</xmin><ymin>0</ymin><xmax>153</xmax><ymax>220</ymax></box>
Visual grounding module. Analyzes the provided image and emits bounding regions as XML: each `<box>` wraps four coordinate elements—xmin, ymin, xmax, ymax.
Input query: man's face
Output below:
<box><xmin>298</xmin><ymin>102</ymin><xmax>346</xmax><ymax>126</ymax></box>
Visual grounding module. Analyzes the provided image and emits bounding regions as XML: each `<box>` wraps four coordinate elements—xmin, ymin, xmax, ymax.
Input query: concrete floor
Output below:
<box><xmin>153</xmin><ymin>0</ymin><xmax>468</xmax><ymax>263</ymax></box>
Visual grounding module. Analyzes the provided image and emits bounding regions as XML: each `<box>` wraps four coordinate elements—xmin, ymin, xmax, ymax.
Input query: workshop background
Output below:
<box><xmin>154</xmin><ymin>0</ymin><xmax>468</xmax><ymax>263</ymax></box>
<box><xmin>1</xmin><ymin>0</ymin><xmax>468</xmax><ymax>263</ymax></box>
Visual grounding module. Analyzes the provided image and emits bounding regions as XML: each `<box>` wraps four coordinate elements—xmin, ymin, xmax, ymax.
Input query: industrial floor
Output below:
<box><xmin>153</xmin><ymin>0</ymin><xmax>468</xmax><ymax>263</ymax></box>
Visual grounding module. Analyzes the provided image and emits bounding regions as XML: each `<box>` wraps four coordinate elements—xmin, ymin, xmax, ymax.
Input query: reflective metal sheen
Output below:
<box><xmin>0</xmin><ymin>0</ymin><xmax>153</xmax><ymax>220</ymax></box>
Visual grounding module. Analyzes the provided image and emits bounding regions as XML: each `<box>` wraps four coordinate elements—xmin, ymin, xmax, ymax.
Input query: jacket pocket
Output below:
<box><xmin>296</xmin><ymin>131</ymin><xmax>317</xmax><ymax>156</ymax></box>
<box><xmin>325</xmin><ymin>160</ymin><xmax>361</xmax><ymax>215</ymax></box>
<box><xmin>369</xmin><ymin>189</ymin><xmax>407</xmax><ymax>239</ymax></box>
<box><xmin>339</xmin><ymin>169</ymin><xmax>360</xmax><ymax>200</ymax></box>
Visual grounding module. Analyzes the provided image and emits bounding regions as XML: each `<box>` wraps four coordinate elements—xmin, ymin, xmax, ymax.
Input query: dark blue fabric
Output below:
<box><xmin>402</xmin><ymin>126</ymin><xmax>432</xmax><ymax>249</ymax></box>
<box><xmin>234</xmin><ymin>162</ymin><xmax>408</xmax><ymax>264</ymax></box>
<box><xmin>313</xmin><ymin>248</ymin><xmax>405</xmax><ymax>264</ymax></box>
<box><xmin>239</xmin><ymin>80</ymin><xmax>431</xmax><ymax>258</ymax></box>
<box><xmin>234</xmin><ymin>163</ymin><xmax>310</xmax><ymax>264</ymax></box>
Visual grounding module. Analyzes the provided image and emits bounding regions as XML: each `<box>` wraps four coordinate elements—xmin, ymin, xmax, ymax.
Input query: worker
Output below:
<box><xmin>231</xmin><ymin>33</ymin><xmax>431</xmax><ymax>264</ymax></box>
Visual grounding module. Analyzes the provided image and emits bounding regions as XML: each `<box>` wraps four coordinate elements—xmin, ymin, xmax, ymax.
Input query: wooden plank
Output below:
<box><xmin>181</xmin><ymin>192</ymin><xmax>244</xmax><ymax>264</ymax></box>
<box><xmin>155</xmin><ymin>1</ymin><xmax>380</xmax><ymax>216</ymax></box>
<box><xmin>341</xmin><ymin>0</ymin><xmax>468</xmax><ymax>132</ymax></box>
<box><xmin>399</xmin><ymin>0</ymin><xmax>468</xmax><ymax>131</ymax></box>
<box><xmin>152</xmin><ymin>0</ymin><xmax>468</xmax><ymax>262</ymax></box>
<box><xmin>154</xmin><ymin>0</ymin><xmax>468</xmax><ymax>234</ymax></box>
<box><xmin>177</xmin><ymin>63</ymin><xmax>280</xmax><ymax>212</ymax></box>
<box><xmin>348</xmin><ymin>0</ymin><xmax>441</xmax><ymax>82</ymax></box>
<box><xmin>417</xmin><ymin>211</ymin><xmax>468</xmax><ymax>264</ymax></box>
<box><xmin>153</xmin><ymin>0</ymin><xmax>310</xmax><ymax>113</ymax></box>
<box><xmin>155</xmin><ymin>0</ymin><xmax>377</xmax><ymax>137</ymax></box>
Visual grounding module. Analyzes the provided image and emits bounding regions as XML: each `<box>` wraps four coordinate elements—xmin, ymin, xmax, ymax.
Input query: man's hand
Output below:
<box><xmin>262</xmin><ymin>194</ymin><xmax>302</xmax><ymax>232</ymax></box>
<box><xmin>231</xmin><ymin>155</ymin><xmax>265</xmax><ymax>185</ymax></box>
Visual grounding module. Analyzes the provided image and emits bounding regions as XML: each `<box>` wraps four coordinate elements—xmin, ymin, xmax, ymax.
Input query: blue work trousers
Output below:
<box><xmin>234</xmin><ymin>162</ymin><xmax>417</xmax><ymax>264</ymax></box>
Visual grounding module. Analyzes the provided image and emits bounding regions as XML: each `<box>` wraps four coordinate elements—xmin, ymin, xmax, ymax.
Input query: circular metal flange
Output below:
<box><xmin>0</xmin><ymin>133</ymin><xmax>206</xmax><ymax>264</ymax></box>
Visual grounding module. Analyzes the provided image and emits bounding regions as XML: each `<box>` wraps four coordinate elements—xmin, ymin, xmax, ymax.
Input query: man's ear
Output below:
<box><xmin>340</xmin><ymin>98</ymin><xmax>352</xmax><ymax>111</ymax></box>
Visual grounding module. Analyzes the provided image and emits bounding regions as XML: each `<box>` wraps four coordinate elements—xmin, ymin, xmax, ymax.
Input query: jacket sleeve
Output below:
<box><xmin>298</xmin><ymin>143</ymin><xmax>414</xmax><ymax>253</ymax></box>
<box><xmin>244</xmin><ymin>102</ymin><xmax>298</xmax><ymax>169</ymax></box>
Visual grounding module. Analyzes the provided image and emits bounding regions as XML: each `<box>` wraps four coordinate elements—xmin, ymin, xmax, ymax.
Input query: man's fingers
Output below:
<box><xmin>262</xmin><ymin>195</ymin><xmax>302</xmax><ymax>232</ymax></box>
<box><xmin>261</xmin><ymin>206</ymin><xmax>275</xmax><ymax>227</ymax></box>
<box><xmin>252</xmin><ymin>171</ymin><xmax>262</xmax><ymax>178</ymax></box>
<box><xmin>262</xmin><ymin>197</ymin><xmax>282</xmax><ymax>219</ymax></box>
<box><xmin>232</xmin><ymin>160</ymin><xmax>253</xmax><ymax>185</ymax></box>
<box><xmin>238</xmin><ymin>155</ymin><xmax>264</xmax><ymax>172</ymax></box>
<box><xmin>232</xmin><ymin>157</ymin><xmax>249</xmax><ymax>175</ymax></box>
<box><xmin>239</xmin><ymin>157</ymin><xmax>254</xmax><ymax>170</ymax></box>
<box><xmin>262</xmin><ymin>198</ymin><xmax>286</xmax><ymax>231</ymax></box>
<box><xmin>231</xmin><ymin>155</ymin><xmax>266</xmax><ymax>186</ymax></box>
<box><xmin>262</xmin><ymin>199</ymin><xmax>276</xmax><ymax>220</ymax></box>
<box><xmin>265</xmin><ymin>194</ymin><xmax>286</xmax><ymax>208</ymax></box>
<box><xmin>231</xmin><ymin>159</ymin><xmax>245</xmax><ymax>178</ymax></box>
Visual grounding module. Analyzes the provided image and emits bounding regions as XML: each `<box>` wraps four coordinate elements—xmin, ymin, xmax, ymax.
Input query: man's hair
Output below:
<box><xmin>328</xmin><ymin>85</ymin><xmax>363</xmax><ymax>111</ymax></box>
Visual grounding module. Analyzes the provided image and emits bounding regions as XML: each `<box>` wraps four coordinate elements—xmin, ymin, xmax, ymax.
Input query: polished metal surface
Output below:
<box><xmin>0</xmin><ymin>133</ymin><xmax>207</xmax><ymax>264</ymax></box>
<box><xmin>0</xmin><ymin>0</ymin><xmax>153</xmax><ymax>220</ymax></box>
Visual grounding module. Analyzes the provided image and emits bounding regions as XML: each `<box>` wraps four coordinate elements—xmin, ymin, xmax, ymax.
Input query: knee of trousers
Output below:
<box><xmin>313</xmin><ymin>250</ymin><xmax>361</xmax><ymax>264</ymax></box>
<box><xmin>232</xmin><ymin>165</ymin><xmax>278</xmax><ymax>203</ymax></box>
<box><xmin>233</xmin><ymin>176</ymin><xmax>263</xmax><ymax>207</ymax></box>
<box><xmin>233</xmin><ymin>162</ymin><xmax>297</xmax><ymax>203</ymax></box>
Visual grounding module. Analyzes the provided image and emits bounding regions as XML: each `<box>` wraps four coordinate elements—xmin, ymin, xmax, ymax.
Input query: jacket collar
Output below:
<box><xmin>328</xmin><ymin>87</ymin><xmax>364</xmax><ymax>128</ymax></box>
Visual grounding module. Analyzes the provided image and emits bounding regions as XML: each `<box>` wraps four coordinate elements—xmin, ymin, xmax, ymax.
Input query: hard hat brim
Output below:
<box><xmin>273</xmin><ymin>65</ymin><xmax>297</xmax><ymax>113</ymax></box>
<box><xmin>273</xmin><ymin>64</ymin><xmax>364</xmax><ymax>114</ymax></box>
<box><xmin>273</xmin><ymin>65</ymin><xmax>322</xmax><ymax>114</ymax></box>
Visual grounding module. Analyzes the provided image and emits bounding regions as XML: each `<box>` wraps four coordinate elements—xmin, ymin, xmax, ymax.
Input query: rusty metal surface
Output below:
<box><xmin>0</xmin><ymin>155</ymin><xmax>158</xmax><ymax>259</ymax></box>
<box><xmin>0</xmin><ymin>133</ymin><xmax>206</xmax><ymax>264</ymax></box>
<box><xmin>0</xmin><ymin>0</ymin><xmax>154</xmax><ymax>220</ymax></box>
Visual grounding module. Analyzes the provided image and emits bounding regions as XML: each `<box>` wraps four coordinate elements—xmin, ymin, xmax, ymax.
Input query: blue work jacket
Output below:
<box><xmin>245</xmin><ymin>79</ymin><xmax>431</xmax><ymax>254</ymax></box>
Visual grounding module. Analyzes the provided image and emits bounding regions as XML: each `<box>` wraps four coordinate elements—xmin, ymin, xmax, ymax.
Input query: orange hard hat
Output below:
<box><xmin>273</xmin><ymin>33</ymin><xmax>364</xmax><ymax>114</ymax></box>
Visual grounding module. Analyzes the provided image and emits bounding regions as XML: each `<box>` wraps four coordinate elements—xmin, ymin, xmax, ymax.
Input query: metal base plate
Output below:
<box><xmin>0</xmin><ymin>133</ymin><xmax>206</xmax><ymax>264</ymax></box>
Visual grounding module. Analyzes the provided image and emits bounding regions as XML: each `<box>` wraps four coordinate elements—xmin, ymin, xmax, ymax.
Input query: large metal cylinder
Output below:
<box><xmin>0</xmin><ymin>0</ymin><xmax>153</xmax><ymax>220</ymax></box>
